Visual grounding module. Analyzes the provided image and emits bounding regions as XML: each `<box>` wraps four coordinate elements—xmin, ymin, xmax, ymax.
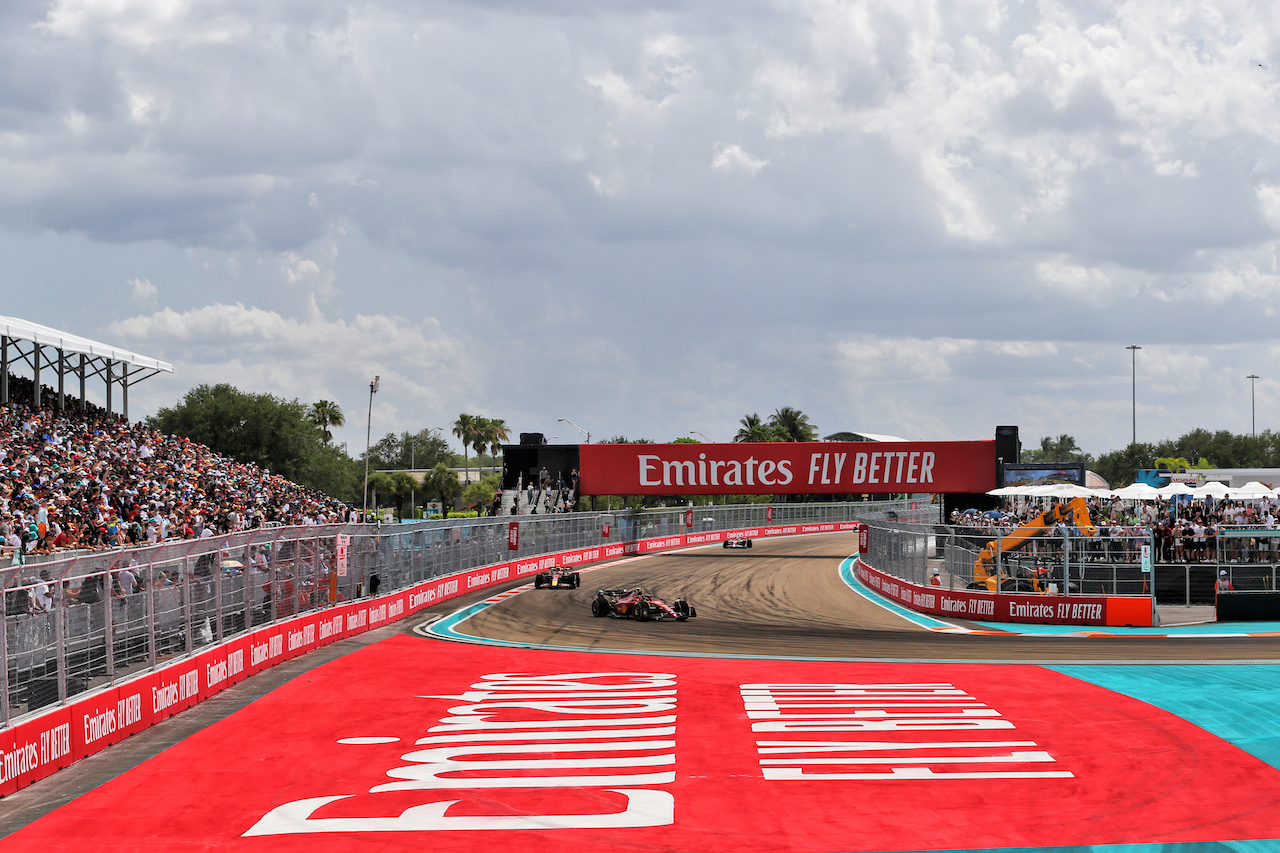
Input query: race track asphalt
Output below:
<box><xmin>442</xmin><ymin>531</ymin><xmax>1280</xmax><ymax>662</ymax></box>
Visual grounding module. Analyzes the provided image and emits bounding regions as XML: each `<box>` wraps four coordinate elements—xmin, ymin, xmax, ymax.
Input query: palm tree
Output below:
<box><xmin>424</xmin><ymin>462</ymin><xmax>463</xmax><ymax>516</ymax></box>
<box><xmin>486</xmin><ymin>418</ymin><xmax>511</xmax><ymax>476</ymax></box>
<box><xmin>310</xmin><ymin>400</ymin><xmax>345</xmax><ymax>442</ymax></box>
<box><xmin>471</xmin><ymin>417</ymin><xmax>492</xmax><ymax>479</ymax></box>
<box><xmin>768</xmin><ymin>407</ymin><xmax>817</xmax><ymax>442</ymax></box>
<box><xmin>453</xmin><ymin>414</ymin><xmax>478</xmax><ymax>484</ymax></box>
<box><xmin>735</xmin><ymin>413</ymin><xmax>777</xmax><ymax>442</ymax></box>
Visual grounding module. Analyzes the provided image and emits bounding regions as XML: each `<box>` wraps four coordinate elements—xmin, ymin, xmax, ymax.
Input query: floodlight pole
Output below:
<box><xmin>362</xmin><ymin>375</ymin><xmax>380</xmax><ymax>523</ymax></box>
<box><xmin>1126</xmin><ymin>345</ymin><xmax>1141</xmax><ymax>445</ymax></box>
<box><xmin>689</xmin><ymin>430</ymin><xmax>710</xmax><ymax>442</ymax></box>
<box><xmin>557</xmin><ymin>417</ymin><xmax>590</xmax><ymax>444</ymax></box>
<box><xmin>1248</xmin><ymin>374</ymin><xmax>1260</xmax><ymax>438</ymax></box>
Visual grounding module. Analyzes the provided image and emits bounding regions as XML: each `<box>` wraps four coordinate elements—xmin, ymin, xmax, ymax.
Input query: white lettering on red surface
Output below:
<box><xmin>244</xmin><ymin>671</ymin><xmax>678</xmax><ymax>835</ymax></box>
<box><xmin>850</xmin><ymin>452</ymin><xmax>935</xmax><ymax>486</ymax></box>
<box><xmin>639</xmin><ymin>453</ymin><xmax>794</xmax><ymax>489</ymax></box>
<box><xmin>739</xmin><ymin>683</ymin><xmax>1072</xmax><ymax>781</ymax></box>
<box><xmin>0</xmin><ymin>739</ymin><xmax>40</xmax><ymax>783</ymax></box>
<box><xmin>288</xmin><ymin>624</ymin><xmax>316</xmax><ymax>651</ymax></box>
<box><xmin>40</xmin><ymin>723</ymin><xmax>71</xmax><ymax>765</ymax></box>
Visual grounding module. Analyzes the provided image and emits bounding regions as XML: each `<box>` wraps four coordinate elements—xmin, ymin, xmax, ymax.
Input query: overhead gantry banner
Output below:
<box><xmin>577</xmin><ymin>441</ymin><xmax>996</xmax><ymax>495</ymax></box>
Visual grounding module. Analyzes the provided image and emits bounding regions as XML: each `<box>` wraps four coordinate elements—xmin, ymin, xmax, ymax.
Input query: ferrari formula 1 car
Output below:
<box><xmin>590</xmin><ymin>588</ymin><xmax>696</xmax><ymax>621</ymax></box>
<box><xmin>723</xmin><ymin>536</ymin><xmax>752</xmax><ymax>549</ymax></box>
<box><xmin>534</xmin><ymin>568</ymin><xmax>581</xmax><ymax>589</ymax></box>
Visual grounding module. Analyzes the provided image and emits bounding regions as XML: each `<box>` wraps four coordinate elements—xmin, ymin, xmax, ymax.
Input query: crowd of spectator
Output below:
<box><xmin>0</xmin><ymin>375</ymin><xmax>354</xmax><ymax>567</ymax></box>
<box><xmin>954</xmin><ymin>493</ymin><xmax>1280</xmax><ymax>564</ymax></box>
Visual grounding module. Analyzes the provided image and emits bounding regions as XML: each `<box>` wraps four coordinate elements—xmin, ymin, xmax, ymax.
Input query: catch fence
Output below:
<box><xmin>864</xmin><ymin>519</ymin><xmax>1280</xmax><ymax>605</ymax></box>
<box><xmin>1</xmin><ymin>499</ymin><xmax>928</xmax><ymax>728</ymax></box>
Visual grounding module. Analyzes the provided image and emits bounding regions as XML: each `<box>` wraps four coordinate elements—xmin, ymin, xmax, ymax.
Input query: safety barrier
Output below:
<box><xmin>858</xmin><ymin>519</ymin><xmax>1155</xmax><ymax>627</ymax></box>
<box><xmin>0</xmin><ymin>499</ymin><xmax>921</xmax><ymax>796</ymax></box>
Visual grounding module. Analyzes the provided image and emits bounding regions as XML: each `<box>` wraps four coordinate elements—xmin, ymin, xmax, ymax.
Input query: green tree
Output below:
<box><xmin>1092</xmin><ymin>443</ymin><xmax>1158</xmax><ymax>489</ymax></box>
<box><xmin>463</xmin><ymin>473</ymin><xmax>502</xmax><ymax>514</ymax></box>
<box><xmin>1022</xmin><ymin>434</ymin><xmax>1093</xmax><ymax>465</ymax></box>
<box><xmin>471</xmin><ymin>417</ymin><xmax>493</xmax><ymax>478</ymax></box>
<box><xmin>309</xmin><ymin>400</ymin><xmax>345</xmax><ymax>442</ymax></box>
<box><xmin>452</xmin><ymin>414</ymin><xmax>480</xmax><ymax>484</ymax></box>
<box><xmin>148</xmin><ymin>384</ymin><xmax>328</xmax><ymax>487</ymax></box>
<box><xmin>735</xmin><ymin>414</ymin><xmax>778</xmax><ymax>442</ymax></box>
<box><xmin>768</xmin><ymin>407</ymin><xmax>817</xmax><ymax>442</ymax></box>
<box><xmin>486</xmin><ymin>418</ymin><xmax>511</xmax><ymax>476</ymax></box>
<box><xmin>422</xmin><ymin>463</ymin><xmax>463</xmax><ymax>515</ymax></box>
<box><xmin>368</xmin><ymin>429</ymin><xmax>451</xmax><ymax>471</ymax></box>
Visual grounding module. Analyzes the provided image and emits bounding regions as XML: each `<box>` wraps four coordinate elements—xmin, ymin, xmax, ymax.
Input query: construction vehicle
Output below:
<box><xmin>970</xmin><ymin>496</ymin><xmax>1096</xmax><ymax>593</ymax></box>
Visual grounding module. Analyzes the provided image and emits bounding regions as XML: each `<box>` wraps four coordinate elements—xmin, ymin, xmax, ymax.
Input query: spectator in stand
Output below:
<box><xmin>0</xmin><ymin>375</ymin><xmax>354</xmax><ymax>559</ymax></box>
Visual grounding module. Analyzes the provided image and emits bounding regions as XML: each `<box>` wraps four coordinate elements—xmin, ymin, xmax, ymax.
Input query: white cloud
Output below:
<box><xmin>4</xmin><ymin>0</ymin><xmax>1280</xmax><ymax>459</ymax></box>
<box><xmin>711</xmin><ymin>143</ymin><xmax>768</xmax><ymax>175</ymax></box>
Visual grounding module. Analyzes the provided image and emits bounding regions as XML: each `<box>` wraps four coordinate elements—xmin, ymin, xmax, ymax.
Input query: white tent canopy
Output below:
<box><xmin>1110</xmin><ymin>483</ymin><xmax>1161</xmax><ymax>499</ymax></box>
<box><xmin>1231</xmin><ymin>481</ymin><xmax>1276</xmax><ymax>499</ymax></box>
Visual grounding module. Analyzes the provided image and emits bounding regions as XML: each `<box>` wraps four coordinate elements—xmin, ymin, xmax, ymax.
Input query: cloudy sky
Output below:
<box><xmin>3</xmin><ymin>0</ymin><xmax>1280</xmax><ymax>459</ymax></box>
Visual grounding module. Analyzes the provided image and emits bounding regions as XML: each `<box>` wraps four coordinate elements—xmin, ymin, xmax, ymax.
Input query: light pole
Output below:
<box><xmin>689</xmin><ymin>430</ymin><xmax>710</xmax><ymax>442</ymax></box>
<box><xmin>1126</xmin><ymin>345</ymin><xmax>1141</xmax><ymax>445</ymax></box>
<box><xmin>1248</xmin><ymin>374</ymin><xmax>1260</xmax><ymax>438</ymax></box>
<box><xmin>362</xmin><ymin>375</ymin><xmax>380</xmax><ymax>523</ymax></box>
<box><xmin>408</xmin><ymin>432</ymin><xmax>417</xmax><ymax>520</ymax></box>
<box><xmin>557</xmin><ymin>417</ymin><xmax>591</xmax><ymax>444</ymax></box>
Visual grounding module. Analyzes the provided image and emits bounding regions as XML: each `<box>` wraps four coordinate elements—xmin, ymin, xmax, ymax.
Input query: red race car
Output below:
<box><xmin>590</xmin><ymin>588</ymin><xmax>696</xmax><ymax>621</ymax></box>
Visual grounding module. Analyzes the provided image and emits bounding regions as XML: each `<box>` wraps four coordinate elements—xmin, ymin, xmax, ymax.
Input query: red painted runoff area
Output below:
<box><xmin>8</xmin><ymin>636</ymin><xmax>1280</xmax><ymax>852</ymax></box>
<box><xmin>0</xmin><ymin>523</ymin><xmax>850</xmax><ymax>797</ymax></box>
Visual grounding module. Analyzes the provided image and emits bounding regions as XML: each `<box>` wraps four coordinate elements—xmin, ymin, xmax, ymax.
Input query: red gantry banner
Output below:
<box><xmin>578</xmin><ymin>441</ymin><xmax>996</xmax><ymax>495</ymax></box>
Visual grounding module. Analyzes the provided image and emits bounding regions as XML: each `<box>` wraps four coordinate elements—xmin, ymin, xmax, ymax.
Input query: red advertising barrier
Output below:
<box><xmin>150</xmin><ymin>661</ymin><xmax>202</xmax><ymax>722</ymax></box>
<box><xmin>854</xmin><ymin>561</ymin><xmax>1153</xmax><ymax>627</ymax></box>
<box><xmin>579</xmin><ymin>440</ymin><xmax>997</xmax><ymax>495</ymax></box>
<box><xmin>195</xmin><ymin>638</ymin><xmax>248</xmax><ymax>701</ymax></box>
<box><xmin>0</xmin><ymin>519</ymin><xmax>854</xmax><ymax>798</ymax></box>
<box><xmin>0</xmin><ymin>707</ymin><xmax>73</xmax><ymax>797</ymax></box>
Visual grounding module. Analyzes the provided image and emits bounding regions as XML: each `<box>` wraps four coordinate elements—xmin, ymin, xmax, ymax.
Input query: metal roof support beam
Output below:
<box><xmin>105</xmin><ymin>360</ymin><xmax>113</xmax><ymax>416</ymax></box>
<box><xmin>122</xmin><ymin>363</ymin><xmax>129</xmax><ymax>420</ymax></box>
<box><xmin>1</xmin><ymin>336</ymin><xmax>7</xmax><ymax>405</ymax></box>
<box><xmin>78</xmin><ymin>353</ymin><xmax>86</xmax><ymax>410</ymax></box>
<box><xmin>33</xmin><ymin>343</ymin><xmax>42</xmax><ymax>408</ymax></box>
<box><xmin>57</xmin><ymin>348</ymin><xmax>66</xmax><ymax>411</ymax></box>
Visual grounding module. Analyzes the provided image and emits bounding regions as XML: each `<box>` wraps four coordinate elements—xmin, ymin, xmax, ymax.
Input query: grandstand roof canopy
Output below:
<box><xmin>0</xmin><ymin>314</ymin><xmax>173</xmax><ymax>373</ymax></box>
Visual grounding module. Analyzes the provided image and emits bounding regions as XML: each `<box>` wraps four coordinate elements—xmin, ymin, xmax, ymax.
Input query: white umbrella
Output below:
<box><xmin>1231</xmin><ymin>481</ymin><xmax>1276</xmax><ymax>499</ymax></box>
<box><xmin>986</xmin><ymin>486</ymin><xmax>1024</xmax><ymax>496</ymax></box>
<box><xmin>1195</xmin><ymin>481</ymin><xmax>1232</xmax><ymax>498</ymax></box>
<box><xmin>1112</xmin><ymin>483</ymin><xmax>1161</xmax><ymax>500</ymax></box>
<box><xmin>1156</xmin><ymin>482</ymin><xmax>1196</xmax><ymax>498</ymax></box>
<box><xmin>1038</xmin><ymin>483</ymin><xmax>1097</xmax><ymax>497</ymax></box>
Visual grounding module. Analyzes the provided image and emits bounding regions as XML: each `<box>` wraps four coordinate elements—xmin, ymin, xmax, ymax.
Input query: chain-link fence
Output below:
<box><xmin>2</xmin><ymin>498</ymin><xmax>929</xmax><ymax>728</ymax></box>
<box><xmin>865</xmin><ymin>520</ymin><xmax>1155</xmax><ymax>597</ymax></box>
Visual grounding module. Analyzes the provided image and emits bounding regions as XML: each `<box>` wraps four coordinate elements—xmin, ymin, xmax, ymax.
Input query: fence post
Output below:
<box><xmin>145</xmin><ymin>564</ymin><xmax>157</xmax><ymax>671</ymax></box>
<box><xmin>182</xmin><ymin>557</ymin><xmax>193</xmax><ymax>658</ymax></box>
<box><xmin>104</xmin><ymin>570</ymin><xmax>116</xmax><ymax>683</ymax></box>
<box><xmin>54</xmin><ymin>583</ymin><xmax>67</xmax><ymax>705</ymax></box>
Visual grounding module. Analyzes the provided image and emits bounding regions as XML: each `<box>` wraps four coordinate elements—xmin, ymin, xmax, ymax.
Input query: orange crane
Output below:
<box><xmin>972</xmin><ymin>496</ymin><xmax>1096</xmax><ymax>592</ymax></box>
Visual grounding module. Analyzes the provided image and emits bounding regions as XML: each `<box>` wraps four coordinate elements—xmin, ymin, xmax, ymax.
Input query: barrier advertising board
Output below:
<box><xmin>855</xmin><ymin>561</ymin><xmax>1153</xmax><ymax>627</ymax></box>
